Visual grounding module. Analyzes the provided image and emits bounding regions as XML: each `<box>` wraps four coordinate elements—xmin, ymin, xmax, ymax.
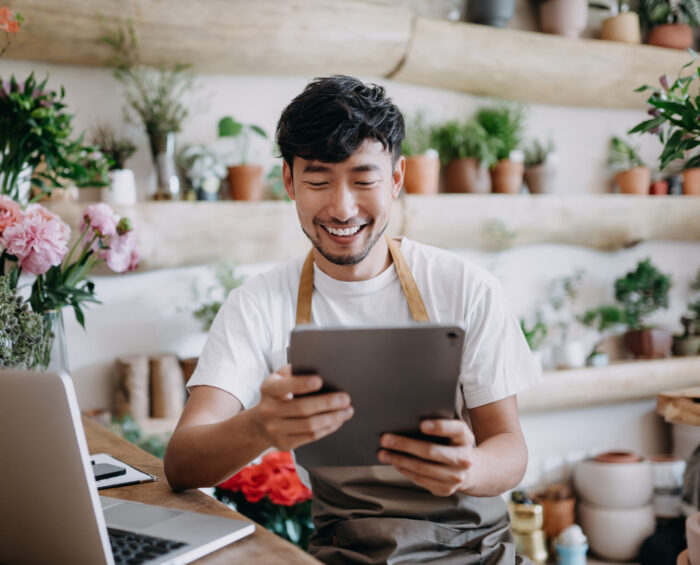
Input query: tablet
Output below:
<box><xmin>288</xmin><ymin>324</ymin><xmax>465</xmax><ymax>467</ymax></box>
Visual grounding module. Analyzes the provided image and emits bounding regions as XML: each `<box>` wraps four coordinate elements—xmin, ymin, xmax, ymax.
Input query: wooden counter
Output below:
<box><xmin>84</xmin><ymin>417</ymin><xmax>320</xmax><ymax>564</ymax></box>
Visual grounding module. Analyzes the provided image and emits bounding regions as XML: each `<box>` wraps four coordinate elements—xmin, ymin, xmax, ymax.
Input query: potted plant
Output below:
<box><xmin>467</xmin><ymin>0</ymin><xmax>515</xmax><ymax>27</ymax></box>
<box><xmin>218</xmin><ymin>116</ymin><xmax>268</xmax><ymax>201</ymax></box>
<box><xmin>590</xmin><ymin>1</ymin><xmax>642</xmax><ymax>43</ymax></box>
<box><xmin>629</xmin><ymin>55</ymin><xmax>700</xmax><ymax>195</ymax></box>
<box><xmin>673</xmin><ymin>268</ymin><xmax>700</xmax><ymax>355</ymax></box>
<box><xmin>579</xmin><ymin>305</ymin><xmax>627</xmax><ymax>366</ymax></box>
<box><xmin>608</xmin><ymin>136</ymin><xmax>650</xmax><ymax>194</ymax></box>
<box><xmin>524</xmin><ymin>138</ymin><xmax>558</xmax><ymax>194</ymax></box>
<box><xmin>520</xmin><ymin>314</ymin><xmax>548</xmax><ymax>371</ymax></box>
<box><xmin>649</xmin><ymin>170</ymin><xmax>669</xmax><ymax>194</ymax></box>
<box><xmin>402</xmin><ymin>111</ymin><xmax>440</xmax><ymax>195</ymax></box>
<box><xmin>432</xmin><ymin>120</ymin><xmax>496</xmax><ymax>194</ymax></box>
<box><xmin>637</xmin><ymin>0</ymin><xmax>700</xmax><ymax>49</ymax></box>
<box><xmin>91</xmin><ymin>124</ymin><xmax>138</xmax><ymax>205</ymax></box>
<box><xmin>177</xmin><ymin>144</ymin><xmax>227</xmax><ymax>201</ymax></box>
<box><xmin>539</xmin><ymin>0</ymin><xmax>589</xmax><ymax>38</ymax></box>
<box><xmin>548</xmin><ymin>269</ymin><xmax>588</xmax><ymax>369</ymax></box>
<box><xmin>614</xmin><ymin>258</ymin><xmax>673</xmax><ymax>358</ymax></box>
<box><xmin>476</xmin><ymin>105</ymin><xmax>527</xmax><ymax>194</ymax></box>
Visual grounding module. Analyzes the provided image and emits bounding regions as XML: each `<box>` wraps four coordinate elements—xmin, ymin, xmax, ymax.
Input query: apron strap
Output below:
<box><xmin>295</xmin><ymin>235</ymin><xmax>429</xmax><ymax>325</ymax></box>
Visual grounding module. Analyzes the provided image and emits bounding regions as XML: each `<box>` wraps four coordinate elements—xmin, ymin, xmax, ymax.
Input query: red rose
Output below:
<box><xmin>268</xmin><ymin>471</ymin><xmax>312</xmax><ymax>506</ymax></box>
<box><xmin>260</xmin><ymin>451</ymin><xmax>295</xmax><ymax>475</ymax></box>
<box><xmin>218</xmin><ymin>470</ymin><xmax>243</xmax><ymax>493</ymax></box>
<box><xmin>238</xmin><ymin>464</ymin><xmax>271</xmax><ymax>503</ymax></box>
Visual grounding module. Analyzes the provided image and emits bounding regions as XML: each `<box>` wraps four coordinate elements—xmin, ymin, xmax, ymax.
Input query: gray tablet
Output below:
<box><xmin>288</xmin><ymin>324</ymin><xmax>465</xmax><ymax>467</ymax></box>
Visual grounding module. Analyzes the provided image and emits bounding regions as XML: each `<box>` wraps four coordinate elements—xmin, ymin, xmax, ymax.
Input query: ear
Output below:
<box><xmin>282</xmin><ymin>160</ymin><xmax>295</xmax><ymax>201</ymax></box>
<box><xmin>392</xmin><ymin>155</ymin><xmax>406</xmax><ymax>199</ymax></box>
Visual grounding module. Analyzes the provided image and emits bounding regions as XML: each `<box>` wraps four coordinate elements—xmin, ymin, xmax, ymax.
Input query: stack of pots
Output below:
<box><xmin>573</xmin><ymin>451</ymin><xmax>656</xmax><ymax>561</ymax></box>
<box><xmin>650</xmin><ymin>455</ymin><xmax>687</xmax><ymax>519</ymax></box>
<box><xmin>678</xmin><ymin>513</ymin><xmax>700</xmax><ymax>564</ymax></box>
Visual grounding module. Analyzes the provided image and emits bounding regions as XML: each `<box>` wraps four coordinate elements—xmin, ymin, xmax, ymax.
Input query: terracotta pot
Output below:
<box><xmin>672</xmin><ymin>335</ymin><xmax>700</xmax><ymax>356</ymax></box>
<box><xmin>403</xmin><ymin>154</ymin><xmax>440</xmax><ymax>195</ymax></box>
<box><xmin>539</xmin><ymin>0</ymin><xmax>588</xmax><ymax>38</ymax></box>
<box><xmin>491</xmin><ymin>159</ymin><xmax>524</xmax><ymax>194</ymax></box>
<box><xmin>524</xmin><ymin>164</ymin><xmax>557</xmax><ymax>194</ymax></box>
<box><xmin>594</xmin><ymin>451</ymin><xmax>643</xmax><ymax>464</ymax></box>
<box><xmin>624</xmin><ymin>328</ymin><xmax>672</xmax><ymax>359</ymax></box>
<box><xmin>615</xmin><ymin>166</ymin><xmax>651</xmax><ymax>195</ymax></box>
<box><xmin>647</xmin><ymin>23</ymin><xmax>694</xmax><ymax>50</ymax></box>
<box><xmin>227</xmin><ymin>164</ymin><xmax>264</xmax><ymax>201</ymax></box>
<box><xmin>445</xmin><ymin>158</ymin><xmax>491</xmax><ymax>193</ymax></box>
<box><xmin>600</xmin><ymin>13</ymin><xmax>641</xmax><ymax>44</ymax></box>
<box><xmin>540</xmin><ymin>497</ymin><xmax>576</xmax><ymax>540</ymax></box>
<box><xmin>682</xmin><ymin>167</ymin><xmax>700</xmax><ymax>195</ymax></box>
<box><xmin>649</xmin><ymin>179</ymin><xmax>669</xmax><ymax>195</ymax></box>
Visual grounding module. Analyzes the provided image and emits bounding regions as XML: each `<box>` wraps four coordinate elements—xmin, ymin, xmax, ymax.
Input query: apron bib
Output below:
<box><xmin>295</xmin><ymin>236</ymin><xmax>527</xmax><ymax>565</ymax></box>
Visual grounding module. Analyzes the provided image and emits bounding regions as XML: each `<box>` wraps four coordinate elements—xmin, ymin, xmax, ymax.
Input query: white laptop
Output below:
<box><xmin>0</xmin><ymin>369</ymin><xmax>255</xmax><ymax>565</ymax></box>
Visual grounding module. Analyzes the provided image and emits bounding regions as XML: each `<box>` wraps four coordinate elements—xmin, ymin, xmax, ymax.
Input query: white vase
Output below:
<box><xmin>553</xmin><ymin>341</ymin><xmax>586</xmax><ymax>369</ymax></box>
<box><xmin>103</xmin><ymin>169</ymin><xmax>137</xmax><ymax>205</ymax></box>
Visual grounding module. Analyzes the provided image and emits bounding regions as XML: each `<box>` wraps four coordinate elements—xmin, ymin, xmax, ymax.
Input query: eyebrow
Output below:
<box><xmin>301</xmin><ymin>163</ymin><xmax>382</xmax><ymax>174</ymax></box>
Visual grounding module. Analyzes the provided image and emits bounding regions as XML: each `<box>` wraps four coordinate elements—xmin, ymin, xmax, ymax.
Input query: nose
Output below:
<box><xmin>327</xmin><ymin>184</ymin><xmax>359</xmax><ymax>222</ymax></box>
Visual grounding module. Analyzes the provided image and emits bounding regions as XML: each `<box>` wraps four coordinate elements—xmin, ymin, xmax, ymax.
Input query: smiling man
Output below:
<box><xmin>165</xmin><ymin>76</ymin><xmax>541</xmax><ymax>564</ymax></box>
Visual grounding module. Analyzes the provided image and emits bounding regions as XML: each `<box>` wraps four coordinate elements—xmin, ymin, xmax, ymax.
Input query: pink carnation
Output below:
<box><xmin>80</xmin><ymin>203</ymin><xmax>117</xmax><ymax>238</ymax></box>
<box><xmin>2</xmin><ymin>212</ymin><xmax>69</xmax><ymax>275</ymax></box>
<box><xmin>0</xmin><ymin>195</ymin><xmax>22</xmax><ymax>237</ymax></box>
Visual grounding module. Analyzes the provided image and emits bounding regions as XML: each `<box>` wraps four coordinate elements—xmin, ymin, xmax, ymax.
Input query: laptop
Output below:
<box><xmin>0</xmin><ymin>369</ymin><xmax>255</xmax><ymax>565</ymax></box>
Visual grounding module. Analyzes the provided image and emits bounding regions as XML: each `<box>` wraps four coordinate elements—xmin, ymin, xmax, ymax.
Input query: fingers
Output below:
<box><xmin>381</xmin><ymin>456</ymin><xmax>462</xmax><ymax>497</ymax></box>
<box><xmin>261</xmin><ymin>366</ymin><xmax>323</xmax><ymax>400</ymax></box>
<box><xmin>379</xmin><ymin>433</ymin><xmax>473</xmax><ymax>468</ymax></box>
<box><xmin>419</xmin><ymin>419</ymin><xmax>475</xmax><ymax>447</ymax></box>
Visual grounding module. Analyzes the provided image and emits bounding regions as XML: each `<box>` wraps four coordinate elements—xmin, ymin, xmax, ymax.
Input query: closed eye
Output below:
<box><xmin>306</xmin><ymin>181</ymin><xmax>329</xmax><ymax>187</ymax></box>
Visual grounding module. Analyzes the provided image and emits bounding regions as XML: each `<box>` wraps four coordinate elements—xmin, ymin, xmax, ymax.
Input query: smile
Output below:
<box><xmin>323</xmin><ymin>225</ymin><xmax>364</xmax><ymax>236</ymax></box>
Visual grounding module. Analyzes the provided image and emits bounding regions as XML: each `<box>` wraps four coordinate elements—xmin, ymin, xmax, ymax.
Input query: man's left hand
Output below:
<box><xmin>377</xmin><ymin>419</ymin><xmax>476</xmax><ymax>497</ymax></box>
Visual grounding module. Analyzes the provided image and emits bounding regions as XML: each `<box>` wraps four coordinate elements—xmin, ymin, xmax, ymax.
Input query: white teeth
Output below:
<box><xmin>326</xmin><ymin>225</ymin><xmax>361</xmax><ymax>236</ymax></box>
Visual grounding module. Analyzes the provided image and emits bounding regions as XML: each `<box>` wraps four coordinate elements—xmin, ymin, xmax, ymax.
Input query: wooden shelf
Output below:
<box><xmin>46</xmin><ymin>194</ymin><xmax>700</xmax><ymax>271</ymax></box>
<box><xmin>518</xmin><ymin>356</ymin><xmax>700</xmax><ymax>413</ymax></box>
<box><xmin>5</xmin><ymin>0</ymin><xmax>692</xmax><ymax>109</ymax></box>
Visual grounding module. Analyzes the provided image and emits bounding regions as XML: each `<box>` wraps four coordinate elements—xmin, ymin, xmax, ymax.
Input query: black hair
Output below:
<box><xmin>276</xmin><ymin>75</ymin><xmax>405</xmax><ymax>170</ymax></box>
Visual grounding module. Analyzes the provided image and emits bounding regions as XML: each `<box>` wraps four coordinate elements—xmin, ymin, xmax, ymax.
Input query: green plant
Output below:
<box><xmin>548</xmin><ymin>269</ymin><xmax>586</xmax><ymax>343</ymax></box>
<box><xmin>266</xmin><ymin>163</ymin><xmax>289</xmax><ymax>200</ymax></box>
<box><xmin>90</xmin><ymin>124</ymin><xmax>137</xmax><ymax>171</ymax></box>
<box><xmin>218</xmin><ymin>116</ymin><xmax>268</xmax><ymax>165</ymax></box>
<box><xmin>637</xmin><ymin>0</ymin><xmax>700</xmax><ymax>30</ymax></box>
<box><xmin>579</xmin><ymin>305</ymin><xmax>627</xmax><ymax>354</ymax></box>
<box><xmin>191</xmin><ymin>263</ymin><xmax>245</xmax><ymax>331</ymax></box>
<box><xmin>629</xmin><ymin>53</ymin><xmax>700</xmax><ymax>172</ymax></box>
<box><xmin>475</xmin><ymin>104</ymin><xmax>527</xmax><ymax>162</ymax></box>
<box><xmin>614</xmin><ymin>258</ymin><xmax>672</xmax><ymax>330</ymax></box>
<box><xmin>110</xmin><ymin>414</ymin><xmax>169</xmax><ymax>459</ymax></box>
<box><xmin>402</xmin><ymin>111</ymin><xmax>436</xmax><ymax>157</ymax></box>
<box><xmin>681</xmin><ymin>267</ymin><xmax>700</xmax><ymax>336</ymax></box>
<box><xmin>430</xmin><ymin>120</ymin><xmax>497</xmax><ymax>167</ymax></box>
<box><xmin>524</xmin><ymin>138</ymin><xmax>556</xmax><ymax>168</ymax></box>
<box><xmin>520</xmin><ymin>314</ymin><xmax>548</xmax><ymax>351</ymax></box>
<box><xmin>589</xmin><ymin>1</ymin><xmax>638</xmax><ymax>14</ymax></box>
<box><xmin>608</xmin><ymin>136</ymin><xmax>646</xmax><ymax>173</ymax></box>
<box><xmin>177</xmin><ymin>144</ymin><xmax>226</xmax><ymax>192</ymax></box>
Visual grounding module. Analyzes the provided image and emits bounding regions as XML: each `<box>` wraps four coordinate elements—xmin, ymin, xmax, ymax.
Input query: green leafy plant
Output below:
<box><xmin>430</xmin><ymin>120</ymin><xmax>497</xmax><ymax>167</ymax></box>
<box><xmin>91</xmin><ymin>124</ymin><xmax>137</xmax><ymax>171</ymax></box>
<box><xmin>579</xmin><ymin>305</ymin><xmax>627</xmax><ymax>355</ymax></box>
<box><xmin>637</xmin><ymin>0</ymin><xmax>700</xmax><ymax>30</ymax></box>
<box><xmin>190</xmin><ymin>263</ymin><xmax>245</xmax><ymax>331</ymax></box>
<box><xmin>608</xmin><ymin>136</ymin><xmax>646</xmax><ymax>173</ymax></box>
<box><xmin>177</xmin><ymin>144</ymin><xmax>226</xmax><ymax>193</ymax></box>
<box><xmin>589</xmin><ymin>1</ymin><xmax>638</xmax><ymax>14</ymax></box>
<box><xmin>402</xmin><ymin>110</ymin><xmax>437</xmax><ymax>157</ymax></box>
<box><xmin>266</xmin><ymin>163</ymin><xmax>290</xmax><ymax>200</ymax></box>
<box><xmin>681</xmin><ymin>267</ymin><xmax>700</xmax><ymax>336</ymax></box>
<box><xmin>475</xmin><ymin>104</ymin><xmax>527</xmax><ymax>162</ymax></box>
<box><xmin>524</xmin><ymin>138</ymin><xmax>556</xmax><ymax>168</ymax></box>
<box><xmin>614</xmin><ymin>258</ymin><xmax>672</xmax><ymax>330</ymax></box>
<box><xmin>110</xmin><ymin>414</ymin><xmax>169</xmax><ymax>459</ymax></box>
<box><xmin>520</xmin><ymin>314</ymin><xmax>548</xmax><ymax>351</ymax></box>
<box><xmin>629</xmin><ymin>53</ymin><xmax>700</xmax><ymax>172</ymax></box>
<box><xmin>218</xmin><ymin>116</ymin><xmax>268</xmax><ymax>165</ymax></box>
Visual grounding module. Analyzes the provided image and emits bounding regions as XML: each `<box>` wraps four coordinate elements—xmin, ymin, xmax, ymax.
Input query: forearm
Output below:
<box><xmin>164</xmin><ymin>406</ymin><xmax>270</xmax><ymax>491</ymax></box>
<box><xmin>460</xmin><ymin>430</ymin><xmax>528</xmax><ymax>497</ymax></box>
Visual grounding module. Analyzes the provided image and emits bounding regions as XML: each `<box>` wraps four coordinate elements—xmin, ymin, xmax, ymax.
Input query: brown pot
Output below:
<box><xmin>540</xmin><ymin>497</ymin><xmax>576</xmax><ymax>540</ymax></box>
<box><xmin>649</xmin><ymin>179</ymin><xmax>669</xmax><ymax>195</ymax></box>
<box><xmin>624</xmin><ymin>328</ymin><xmax>673</xmax><ymax>359</ymax></box>
<box><xmin>404</xmin><ymin>154</ymin><xmax>440</xmax><ymax>195</ymax></box>
<box><xmin>647</xmin><ymin>23</ymin><xmax>694</xmax><ymax>50</ymax></box>
<box><xmin>227</xmin><ymin>164</ymin><xmax>264</xmax><ymax>201</ymax></box>
<box><xmin>491</xmin><ymin>159</ymin><xmax>524</xmax><ymax>194</ymax></box>
<box><xmin>682</xmin><ymin>168</ymin><xmax>700</xmax><ymax>195</ymax></box>
<box><xmin>539</xmin><ymin>0</ymin><xmax>588</xmax><ymax>38</ymax></box>
<box><xmin>445</xmin><ymin>158</ymin><xmax>491</xmax><ymax>194</ymax></box>
<box><xmin>615</xmin><ymin>166</ymin><xmax>651</xmax><ymax>195</ymax></box>
<box><xmin>601</xmin><ymin>13</ymin><xmax>641</xmax><ymax>44</ymax></box>
<box><xmin>594</xmin><ymin>451</ymin><xmax>643</xmax><ymax>464</ymax></box>
<box><xmin>524</xmin><ymin>164</ymin><xmax>557</xmax><ymax>194</ymax></box>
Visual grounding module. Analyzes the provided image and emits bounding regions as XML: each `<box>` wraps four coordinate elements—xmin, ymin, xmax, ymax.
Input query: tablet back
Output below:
<box><xmin>289</xmin><ymin>324</ymin><xmax>464</xmax><ymax>467</ymax></box>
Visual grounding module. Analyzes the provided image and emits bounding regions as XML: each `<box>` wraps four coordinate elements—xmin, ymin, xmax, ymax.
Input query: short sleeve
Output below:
<box><xmin>459</xmin><ymin>277</ymin><xmax>542</xmax><ymax>409</ymax></box>
<box><xmin>186</xmin><ymin>285</ymin><xmax>272</xmax><ymax>409</ymax></box>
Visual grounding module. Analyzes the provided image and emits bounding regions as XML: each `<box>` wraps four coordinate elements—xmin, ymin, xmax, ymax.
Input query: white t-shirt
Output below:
<box><xmin>188</xmin><ymin>238</ymin><xmax>541</xmax><ymax>416</ymax></box>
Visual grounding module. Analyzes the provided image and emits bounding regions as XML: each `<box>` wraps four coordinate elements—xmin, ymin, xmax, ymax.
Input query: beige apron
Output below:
<box><xmin>296</xmin><ymin>235</ymin><xmax>528</xmax><ymax>565</ymax></box>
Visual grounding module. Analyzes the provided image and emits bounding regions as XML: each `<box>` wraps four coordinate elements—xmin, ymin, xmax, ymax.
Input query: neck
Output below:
<box><xmin>313</xmin><ymin>237</ymin><xmax>394</xmax><ymax>282</ymax></box>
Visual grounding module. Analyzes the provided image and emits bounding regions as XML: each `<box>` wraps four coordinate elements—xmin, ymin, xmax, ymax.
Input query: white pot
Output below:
<box><xmin>578</xmin><ymin>501</ymin><xmax>655</xmax><ymax>562</ymax></box>
<box><xmin>553</xmin><ymin>341</ymin><xmax>586</xmax><ymax>369</ymax></box>
<box><xmin>102</xmin><ymin>169</ymin><xmax>137</xmax><ymax>205</ymax></box>
<box><xmin>573</xmin><ymin>457</ymin><xmax>653</xmax><ymax>508</ymax></box>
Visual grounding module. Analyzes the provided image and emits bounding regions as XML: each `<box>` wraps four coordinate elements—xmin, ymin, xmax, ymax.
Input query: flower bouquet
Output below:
<box><xmin>214</xmin><ymin>451</ymin><xmax>314</xmax><ymax>549</ymax></box>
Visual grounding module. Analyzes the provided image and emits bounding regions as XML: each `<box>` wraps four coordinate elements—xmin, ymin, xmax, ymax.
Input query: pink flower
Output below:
<box><xmin>2</xmin><ymin>212</ymin><xmax>69</xmax><ymax>275</ymax></box>
<box><xmin>127</xmin><ymin>246</ymin><xmax>140</xmax><ymax>272</ymax></box>
<box><xmin>0</xmin><ymin>195</ymin><xmax>22</xmax><ymax>237</ymax></box>
<box><xmin>80</xmin><ymin>203</ymin><xmax>117</xmax><ymax>238</ymax></box>
<box><xmin>24</xmin><ymin>203</ymin><xmax>71</xmax><ymax>240</ymax></box>
<box><xmin>103</xmin><ymin>230</ymin><xmax>137</xmax><ymax>273</ymax></box>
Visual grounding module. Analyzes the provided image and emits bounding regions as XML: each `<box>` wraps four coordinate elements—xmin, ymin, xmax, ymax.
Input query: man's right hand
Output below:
<box><xmin>250</xmin><ymin>364</ymin><xmax>354</xmax><ymax>451</ymax></box>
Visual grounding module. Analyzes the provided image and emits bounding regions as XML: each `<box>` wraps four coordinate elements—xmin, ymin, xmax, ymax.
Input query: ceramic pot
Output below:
<box><xmin>445</xmin><ymin>157</ymin><xmax>491</xmax><ymax>193</ymax></box>
<box><xmin>227</xmin><ymin>164</ymin><xmax>264</xmax><ymax>200</ymax></box>
<box><xmin>651</xmin><ymin>455</ymin><xmax>686</xmax><ymax>518</ymax></box>
<box><xmin>673</xmin><ymin>335</ymin><xmax>700</xmax><ymax>356</ymax></box>
<box><xmin>103</xmin><ymin>169</ymin><xmax>138</xmax><ymax>205</ymax></box>
<box><xmin>524</xmin><ymin>164</ymin><xmax>557</xmax><ymax>194</ymax></box>
<box><xmin>491</xmin><ymin>159</ymin><xmax>524</xmax><ymax>194</ymax></box>
<box><xmin>650</xmin><ymin>179</ymin><xmax>669</xmax><ymax>195</ymax></box>
<box><xmin>578</xmin><ymin>501</ymin><xmax>655</xmax><ymax>561</ymax></box>
<box><xmin>539</xmin><ymin>0</ymin><xmax>588</xmax><ymax>38</ymax></box>
<box><xmin>555</xmin><ymin>543</ymin><xmax>588</xmax><ymax>565</ymax></box>
<box><xmin>624</xmin><ymin>328</ymin><xmax>672</xmax><ymax>358</ymax></box>
<box><xmin>615</xmin><ymin>166</ymin><xmax>651</xmax><ymax>194</ymax></box>
<box><xmin>541</xmin><ymin>497</ymin><xmax>576</xmax><ymax>540</ymax></box>
<box><xmin>687</xmin><ymin>513</ymin><xmax>700</xmax><ymax>565</ymax></box>
<box><xmin>682</xmin><ymin>167</ymin><xmax>700</xmax><ymax>195</ymax></box>
<box><xmin>600</xmin><ymin>12</ymin><xmax>641</xmax><ymax>43</ymax></box>
<box><xmin>553</xmin><ymin>341</ymin><xmax>586</xmax><ymax>369</ymax></box>
<box><xmin>467</xmin><ymin>0</ymin><xmax>514</xmax><ymax>28</ymax></box>
<box><xmin>404</xmin><ymin>153</ymin><xmax>440</xmax><ymax>195</ymax></box>
<box><xmin>647</xmin><ymin>23</ymin><xmax>694</xmax><ymax>50</ymax></box>
<box><xmin>573</xmin><ymin>456</ymin><xmax>653</xmax><ymax>508</ymax></box>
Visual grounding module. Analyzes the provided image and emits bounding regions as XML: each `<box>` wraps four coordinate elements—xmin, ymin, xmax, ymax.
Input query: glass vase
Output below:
<box><xmin>150</xmin><ymin>131</ymin><xmax>180</xmax><ymax>200</ymax></box>
<box><xmin>38</xmin><ymin>310</ymin><xmax>70</xmax><ymax>374</ymax></box>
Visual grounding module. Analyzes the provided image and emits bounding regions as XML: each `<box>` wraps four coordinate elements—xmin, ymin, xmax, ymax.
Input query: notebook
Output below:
<box><xmin>0</xmin><ymin>368</ymin><xmax>254</xmax><ymax>565</ymax></box>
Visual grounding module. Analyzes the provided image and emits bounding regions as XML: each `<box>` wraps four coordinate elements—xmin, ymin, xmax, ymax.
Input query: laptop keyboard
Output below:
<box><xmin>108</xmin><ymin>527</ymin><xmax>188</xmax><ymax>564</ymax></box>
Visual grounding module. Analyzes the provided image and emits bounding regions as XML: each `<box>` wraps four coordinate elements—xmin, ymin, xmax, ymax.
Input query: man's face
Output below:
<box><xmin>284</xmin><ymin>141</ymin><xmax>405</xmax><ymax>274</ymax></box>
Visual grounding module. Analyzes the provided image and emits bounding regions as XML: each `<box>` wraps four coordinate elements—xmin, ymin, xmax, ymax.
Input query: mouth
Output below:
<box><xmin>320</xmin><ymin>223</ymin><xmax>368</xmax><ymax>242</ymax></box>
